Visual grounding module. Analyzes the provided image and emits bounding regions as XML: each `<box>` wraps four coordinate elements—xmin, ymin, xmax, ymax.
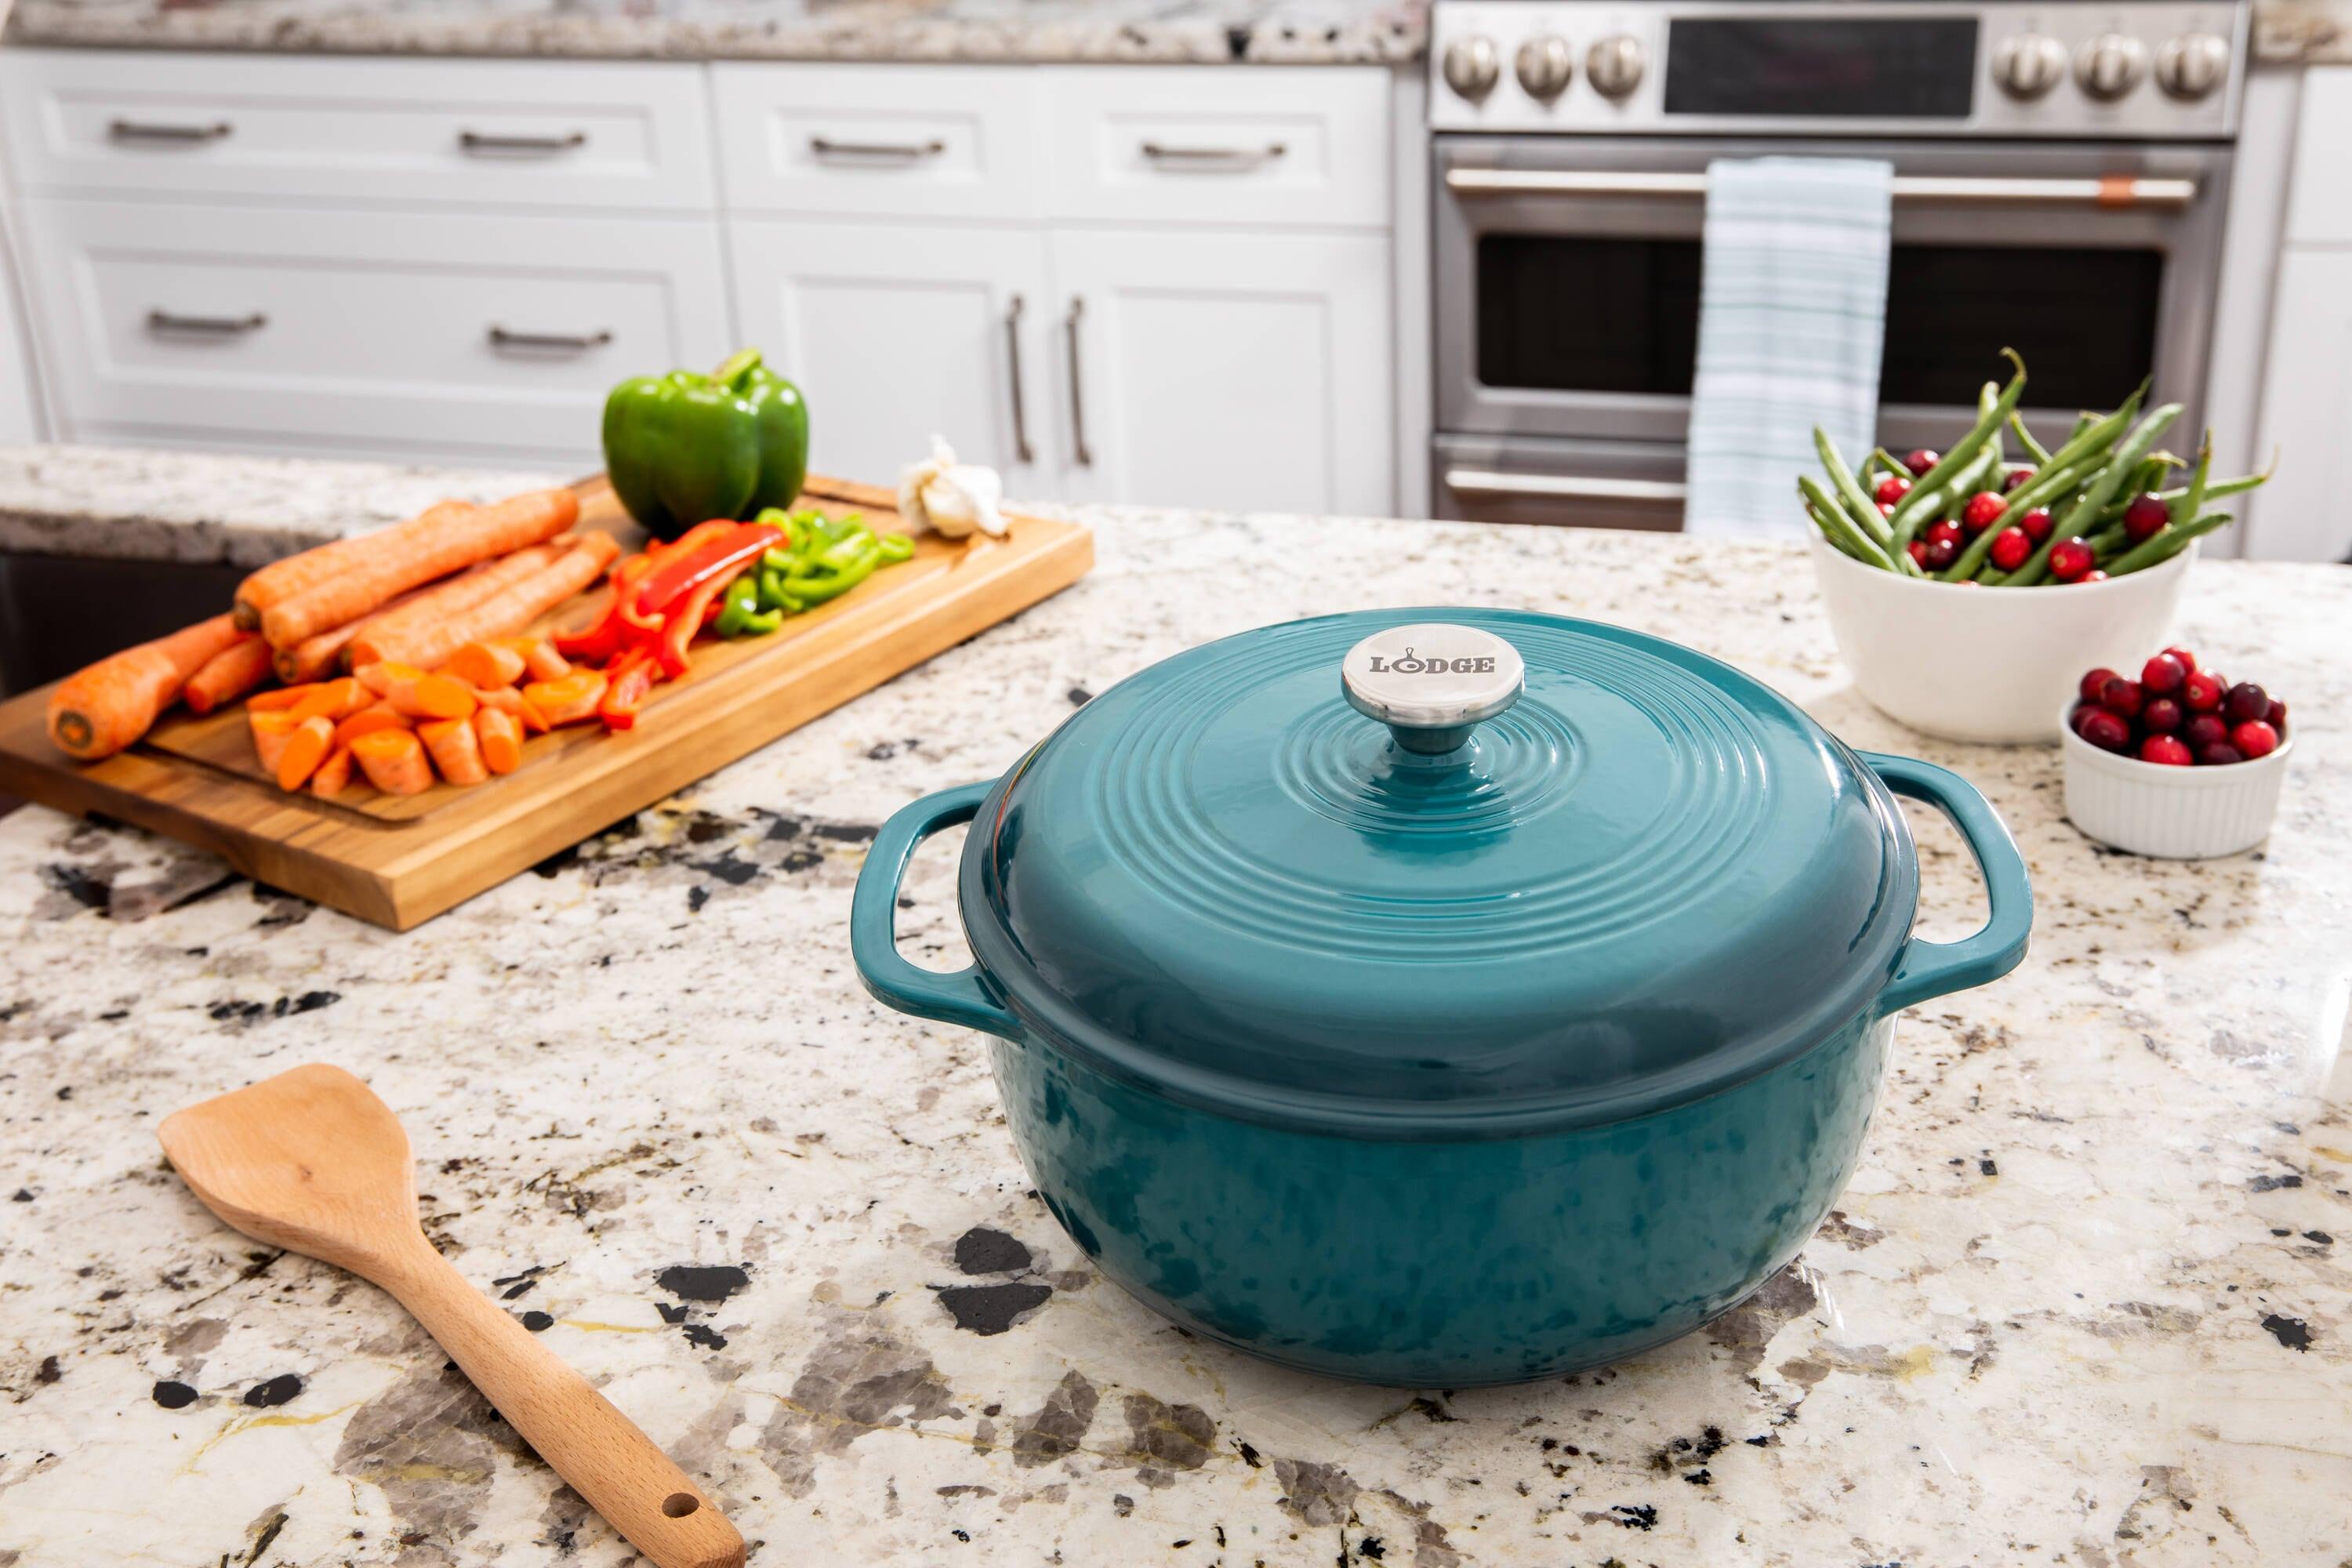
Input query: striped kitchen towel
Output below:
<box><xmin>1682</xmin><ymin>157</ymin><xmax>1893</xmax><ymax>539</ymax></box>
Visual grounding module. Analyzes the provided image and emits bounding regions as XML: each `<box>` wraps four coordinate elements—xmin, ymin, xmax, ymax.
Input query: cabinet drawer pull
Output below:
<box><xmin>110</xmin><ymin>118</ymin><xmax>233</xmax><ymax>145</ymax></box>
<box><xmin>1004</xmin><ymin>295</ymin><xmax>1034</xmax><ymax>466</ymax></box>
<box><xmin>147</xmin><ymin>310</ymin><xmax>266</xmax><ymax>336</ymax></box>
<box><xmin>488</xmin><ymin>326</ymin><xmax>614</xmax><ymax>353</ymax></box>
<box><xmin>809</xmin><ymin>136</ymin><xmax>946</xmax><ymax>161</ymax></box>
<box><xmin>459</xmin><ymin>129</ymin><xmax>589</xmax><ymax>155</ymax></box>
<box><xmin>1064</xmin><ymin>296</ymin><xmax>1092</xmax><ymax>470</ymax></box>
<box><xmin>1140</xmin><ymin>140</ymin><xmax>1287</xmax><ymax>169</ymax></box>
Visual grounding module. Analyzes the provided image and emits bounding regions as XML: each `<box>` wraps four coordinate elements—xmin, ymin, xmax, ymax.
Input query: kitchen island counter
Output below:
<box><xmin>0</xmin><ymin>450</ymin><xmax>2347</xmax><ymax>1566</ymax></box>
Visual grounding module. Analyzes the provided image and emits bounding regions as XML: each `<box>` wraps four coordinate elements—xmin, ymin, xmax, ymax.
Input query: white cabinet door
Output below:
<box><xmin>2249</xmin><ymin>249</ymin><xmax>2352</xmax><ymax>563</ymax></box>
<box><xmin>728</xmin><ymin>219</ymin><xmax>1055</xmax><ymax>493</ymax></box>
<box><xmin>1049</xmin><ymin>228</ymin><xmax>1392</xmax><ymax>515</ymax></box>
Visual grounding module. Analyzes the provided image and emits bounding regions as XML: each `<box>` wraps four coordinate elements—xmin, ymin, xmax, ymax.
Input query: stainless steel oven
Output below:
<box><xmin>1427</xmin><ymin>0</ymin><xmax>2249</xmax><ymax>529</ymax></box>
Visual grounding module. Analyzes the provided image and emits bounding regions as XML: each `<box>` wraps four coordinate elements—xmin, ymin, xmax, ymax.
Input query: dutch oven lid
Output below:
<box><xmin>964</xmin><ymin>609</ymin><xmax>1916</xmax><ymax>1135</ymax></box>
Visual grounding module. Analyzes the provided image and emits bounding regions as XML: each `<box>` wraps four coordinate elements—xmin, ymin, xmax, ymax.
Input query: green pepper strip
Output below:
<box><xmin>877</xmin><ymin>532</ymin><xmax>915</xmax><ymax>563</ymax></box>
<box><xmin>2108</xmin><ymin>510</ymin><xmax>2234</xmax><ymax>575</ymax></box>
<box><xmin>2006</xmin><ymin>403</ymin><xmax>2183</xmax><ymax>586</ymax></box>
<box><xmin>1885</xmin><ymin>349</ymin><xmax>2026</xmax><ymax>544</ymax></box>
<box><xmin>714</xmin><ymin>568</ymin><xmax>784</xmax><ymax>637</ymax></box>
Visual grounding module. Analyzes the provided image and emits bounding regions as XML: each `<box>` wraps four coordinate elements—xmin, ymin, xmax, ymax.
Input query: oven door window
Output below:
<box><xmin>1475</xmin><ymin>234</ymin><xmax>2165</xmax><ymax>412</ymax></box>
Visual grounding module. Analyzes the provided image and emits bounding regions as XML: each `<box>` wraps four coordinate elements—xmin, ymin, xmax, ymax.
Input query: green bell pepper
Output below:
<box><xmin>601</xmin><ymin>347</ymin><xmax>809</xmax><ymax>543</ymax></box>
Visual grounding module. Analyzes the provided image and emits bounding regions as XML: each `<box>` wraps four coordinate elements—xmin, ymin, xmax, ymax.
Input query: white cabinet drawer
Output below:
<box><xmin>1044</xmin><ymin>67</ymin><xmax>1391</xmax><ymax>230</ymax></box>
<box><xmin>25</xmin><ymin>200</ymin><xmax>731</xmax><ymax>464</ymax></box>
<box><xmin>0</xmin><ymin>50</ymin><xmax>717</xmax><ymax>212</ymax></box>
<box><xmin>713</xmin><ymin>64</ymin><xmax>1040</xmax><ymax>221</ymax></box>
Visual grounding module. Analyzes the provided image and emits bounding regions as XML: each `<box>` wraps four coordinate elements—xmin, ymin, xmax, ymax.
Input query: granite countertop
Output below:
<box><xmin>0</xmin><ymin>0</ymin><xmax>1431</xmax><ymax>65</ymax></box>
<box><xmin>2</xmin><ymin>449</ymin><xmax>2349</xmax><ymax>1566</ymax></box>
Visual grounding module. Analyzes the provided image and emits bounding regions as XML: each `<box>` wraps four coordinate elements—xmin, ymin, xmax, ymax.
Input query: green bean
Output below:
<box><xmin>2170</xmin><ymin>436</ymin><xmax>2212</xmax><ymax>528</ymax></box>
<box><xmin>2008</xmin><ymin>403</ymin><xmax>2183</xmax><ymax>585</ymax></box>
<box><xmin>2009</xmin><ymin>412</ymin><xmax>2052</xmax><ymax>466</ymax></box>
<box><xmin>1800</xmin><ymin>475</ymin><xmax>1898</xmax><ymax>570</ymax></box>
<box><xmin>2038</xmin><ymin>388</ymin><xmax>2143</xmax><ymax>476</ymax></box>
<box><xmin>2107</xmin><ymin>510</ymin><xmax>2233</xmax><ymax>575</ymax></box>
<box><xmin>2085</xmin><ymin>521</ymin><xmax>2130</xmax><ymax>560</ymax></box>
<box><xmin>1980</xmin><ymin>382</ymin><xmax>2007</xmax><ymax>466</ymax></box>
<box><xmin>1885</xmin><ymin>349</ymin><xmax>2027</xmax><ymax>539</ymax></box>
<box><xmin>1814</xmin><ymin>427</ymin><xmax>1896</xmax><ymax>550</ymax></box>
<box><xmin>1808</xmin><ymin>503</ymin><xmax>1871</xmax><ymax>563</ymax></box>
<box><xmin>1998</xmin><ymin>459</ymin><xmax>2090</xmax><ymax>520</ymax></box>
<box><xmin>1940</xmin><ymin>516</ymin><xmax>2003</xmax><ymax>581</ymax></box>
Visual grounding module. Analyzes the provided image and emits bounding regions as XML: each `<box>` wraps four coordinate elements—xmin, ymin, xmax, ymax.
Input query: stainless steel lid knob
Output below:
<box><xmin>2074</xmin><ymin>34</ymin><xmax>2147</xmax><ymax>101</ymax></box>
<box><xmin>1341</xmin><ymin>623</ymin><xmax>1526</xmax><ymax>755</ymax></box>
<box><xmin>1515</xmin><ymin>35</ymin><xmax>1574</xmax><ymax>101</ymax></box>
<box><xmin>1993</xmin><ymin>32</ymin><xmax>2067</xmax><ymax>100</ymax></box>
<box><xmin>1443</xmin><ymin>35</ymin><xmax>1502</xmax><ymax>102</ymax></box>
<box><xmin>2154</xmin><ymin>32</ymin><xmax>2230</xmax><ymax>100</ymax></box>
<box><xmin>1585</xmin><ymin>34</ymin><xmax>1647</xmax><ymax>100</ymax></box>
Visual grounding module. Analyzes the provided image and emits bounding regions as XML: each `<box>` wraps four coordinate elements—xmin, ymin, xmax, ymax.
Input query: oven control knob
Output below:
<box><xmin>1515</xmin><ymin>35</ymin><xmax>1574</xmax><ymax>101</ymax></box>
<box><xmin>2154</xmin><ymin>32</ymin><xmax>2230</xmax><ymax>100</ymax></box>
<box><xmin>1585</xmin><ymin>34</ymin><xmax>1648</xmax><ymax>100</ymax></box>
<box><xmin>2074</xmin><ymin>33</ymin><xmax>2147</xmax><ymax>101</ymax></box>
<box><xmin>1443</xmin><ymin>34</ymin><xmax>1502</xmax><ymax>101</ymax></box>
<box><xmin>1993</xmin><ymin>32</ymin><xmax>2067</xmax><ymax>100</ymax></box>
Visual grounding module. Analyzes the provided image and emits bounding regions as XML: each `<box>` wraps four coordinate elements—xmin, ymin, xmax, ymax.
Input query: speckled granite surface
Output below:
<box><xmin>1</xmin><ymin>468</ymin><xmax>2348</xmax><ymax>1566</ymax></box>
<box><xmin>2255</xmin><ymin>0</ymin><xmax>2350</xmax><ymax>63</ymax></box>
<box><xmin>1</xmin><ymin>0</ymin><xmax>1430</xmax><ymax>64</ymax></box>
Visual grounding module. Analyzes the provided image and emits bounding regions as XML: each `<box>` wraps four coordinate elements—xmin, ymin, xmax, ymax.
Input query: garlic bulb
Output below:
<box><xmin>898</xmin><ymin>437</ymin><xmax>1007</xmax><ymax>540</ymax></box>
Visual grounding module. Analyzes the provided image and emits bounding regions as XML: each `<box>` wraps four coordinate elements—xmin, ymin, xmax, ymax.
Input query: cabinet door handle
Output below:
<box><xmin>147</xmin><ymin>310</ymin><xmax>266</xmax><ymax>336</ymax></box>
<box><xmin>110</xmin><ymin>118</ymin><xmax>232</xmax><ymax>144</ymax></box>
<box><xmin>1064</xmin><ymin>297</ymin><xmax>1092</xmax><ymax>470</ymax></box>
<box><xmin>1140</xmin><ymin>140</ymin><xmax>1287</xmax><ymax>169</ymax></box>
<box><xmin>809</xmin><ymin>136</ymin><xmax>946</xmax><ymax>161</ymax></box>
<box><xmin>488</xmin><ymin>326</ymin><xmax>613</xmax><ymax>352</ymax></box>
<box><xmin>459</xmin><ymin>129</ymin><xmax>588</xmax><ymax>155</ymax></box>
<box><xmin>1004</xmin><ymin>295</ymin><xmax>1034</xmax><ymax>466</ymax></box>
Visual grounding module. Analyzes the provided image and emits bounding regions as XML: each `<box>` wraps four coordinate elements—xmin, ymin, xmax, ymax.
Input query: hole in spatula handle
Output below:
<box><xmin>662</xmin><ymin>1493</ymin><xmax>700</xmax><ymax>1519</ymax></box>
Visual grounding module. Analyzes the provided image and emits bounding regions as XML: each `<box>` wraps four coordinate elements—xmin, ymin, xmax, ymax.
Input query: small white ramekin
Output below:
<box><xmin>2060</xmin><ymin>701</ymin><xmax>2295</xmax><ymax>858</ymax></box>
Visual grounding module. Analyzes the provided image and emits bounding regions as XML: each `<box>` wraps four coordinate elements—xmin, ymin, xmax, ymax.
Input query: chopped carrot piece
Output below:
<box><xmin>522</xmin><ymin>671</ymin><xmax>608</xmax><ymax>727</ymax></box>
<box><xmin>442</xmin><ymin>641</ymin><xmax>527</xmax><ymax>690</ymax></box>
<box><xmin>275</xmin><ymin>715</ymin><xmax>336</xmax><ymax>792</ymax></box>
<box><xmin>354</xmin><ymin>661</ymin><xmax>424</xmax><ymax>699</ymax></box>
<box><xmin>309</xmin><ymin>744</ymin><xmax>354</xmax><ymax>798</ymax></box>
<box><xmin>332</xmin><ymin>702</ymin><xmax>409</xmax><ymax>750</ymax></box>
<box><xmin>245</xmin><ymin>684</ymin><xmax>321</xmax><ymax>712</ymax></box>
<box><xmin>350</xmin><ymin>728</ymin><xmax>434</xmax><ymax>796</ymax></box>
<box><xmin>249</xmin><ymin>710</ymin><xmax>299</xmax><ymax>773</ymax></box>
<box><xmin>375</xmin><ymin>668</ymin><xmax>478</xmax><ymax>721</ymax></box>
<box><xmin>418</xmin><ymin>717</ymin><xmax>488</xmax><ymax>786</ymax></box>
<box><xmin>288</xmin><ymin>676</ymin><xmax>368</xmax><ymax>724</ymax></box>
<box><xmin>473</xmin><ymin>707</ymin><xmax>524</xmax><ymax>775</ymax></box>
<box><xmin>505</xmin><ymin>637</ymin><xmax>571</xmax><ymax>682</ymax></box>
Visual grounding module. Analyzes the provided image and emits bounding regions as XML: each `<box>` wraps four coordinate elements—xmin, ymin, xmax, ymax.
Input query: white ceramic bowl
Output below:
<box><xmin>2060</xmin><ymin>701</ymin><xmax>2294</xmax><ymax>858</ymax></box>
<box><xmin>1809</xmin><ymin>535</ymin><xmax>2197</xmax><ymax>744</ymax></box>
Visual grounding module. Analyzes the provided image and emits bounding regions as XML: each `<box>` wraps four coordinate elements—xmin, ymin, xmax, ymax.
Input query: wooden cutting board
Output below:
<box><xmin>0</xmin><ymin>475</ymin><xmax>1091</xmax><ymax>929</ymax></box>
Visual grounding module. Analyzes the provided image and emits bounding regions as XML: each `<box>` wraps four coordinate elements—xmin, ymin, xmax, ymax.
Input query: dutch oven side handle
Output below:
<box><xmin>1860</xmin><ymin>753</ymin><xmax>2034</xmax><ymax>1014</ymax></box>
<box><xmin>852</xmin><ymin>780</ymin><xmax>1027</xmax><ymax>1043</ymax></box>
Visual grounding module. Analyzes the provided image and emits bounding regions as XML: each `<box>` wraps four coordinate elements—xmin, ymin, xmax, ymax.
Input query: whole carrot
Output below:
<box><xmin>353</xmin><ymin>532</ymin><xmax>621</xmax><ymax>671</ymax></box>
<box><xmin>181</xmin><ymin>634</ymin><xmax>275</xmax><ymax>715</ymax></box>
<box><xmin>275</xmin><ymin>565</ymin><xmax>495</xmax><ymax>682</ymax></box>
<box><xmin>259</xmin><ymin>488</ymin><xmax>582</xmax><ymax>650</ymax></box>
<box><xmin>236</xmin><ymin>501</ymin><xmax>480</xmax><ymax>628</ymax></box>
<box><xmin>338</xmin><ymin>545</ymin><xmax>566</xmax><ymax>670</ymax></box>
<box><xmin>47</xmin><ymin>615</ymin><xmax>246</xmax><ymax>760</ymax></box>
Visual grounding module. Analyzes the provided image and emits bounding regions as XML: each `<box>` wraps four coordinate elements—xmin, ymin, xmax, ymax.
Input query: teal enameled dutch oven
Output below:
<box><xmin>852</xmin><ymin>610</ymin><xmax>2031</xmax><ymax>1386</ymax></box>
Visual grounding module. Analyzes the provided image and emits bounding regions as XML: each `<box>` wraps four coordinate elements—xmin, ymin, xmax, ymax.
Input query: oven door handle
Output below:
<box><xmin>1443</xmin><ymin>169</ymin><xmax>2199</xmax><ymax>209</ymax></box>
<box><xmin>1444</xmin><ymin>470</ymin><xmax>1689</xmax><ymax>503</ymax></box>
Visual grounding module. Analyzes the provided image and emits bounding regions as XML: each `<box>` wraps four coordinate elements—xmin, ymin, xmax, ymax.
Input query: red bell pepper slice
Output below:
<box><xmin>656</xmin><ymin>575</ymin><xmax>731</xmax><ymax>680</ymax></box>
<box><xmin>597</xmin><ymin>646</ymin><xmax>661</xmax><ymax>732</ymax></box>
<box><xmin>554</xmin><ymin>550</ymin><xmax>661</xmax><ymax>662</ymax></box>
<box><xmin>632</xmin><ymin>522</ymin><xmax>782</xmax><ymax>621</ymax></box>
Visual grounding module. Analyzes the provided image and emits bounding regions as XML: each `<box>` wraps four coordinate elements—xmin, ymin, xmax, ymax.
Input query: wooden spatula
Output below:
<box><xmin>159</xmin><ymin>1064</ymin><xmax>745</xmax><ymax>1568</ymax></box>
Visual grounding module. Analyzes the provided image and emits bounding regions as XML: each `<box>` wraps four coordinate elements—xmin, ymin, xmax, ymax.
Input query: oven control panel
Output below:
<box><xmin>1429</xmin><ymin>2</ymin><xmax>2246</xmax><ymax>138</ymax></box>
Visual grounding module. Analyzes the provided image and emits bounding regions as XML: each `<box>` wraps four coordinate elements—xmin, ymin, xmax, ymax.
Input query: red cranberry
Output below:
<box><xmin>1874</xmin><ymin>474</ymin><xmax>1913</xmax><ymax>506</ymax></box>
<box><xmin>2100</xmin><ymin>676</ymin><xmax>2143</xmax><ymax>717</ymax></box>
<box><xmin>2080</xmin><ymin>666</ymin><xmax>2122</xmax><ymax>704</ymax></box>
<box><xmin>2266</xmin><ymin>698</ymin><xmax>2287</xmax><ymax>734</ymax></box>
<box><xmin>1903</xmin><ymin>448</ymin><xmax>1939</xmax><ymax>477</ymax></box>
<box><xmin>2078</xmin><ymin>570</ymin><xmax>2109</xmax><ymax>583</ymax></box>
<box><xmin>1961</xmin><ymin>492</ymin><xmax>2007</xmax><ymax>535</ymax></box>
<box><xmin>2183</xmin><ymin>713</ymin><xmax>2230</xmax><ymax>750</ymax></box>
<box><xmin>1924</xmin><ymin>519</ymin><xmax>1963</xmax><ymax>546</ymax></box>
<box><xmin>2122</xmin><ymin>492</ymin><xmax>2171</xmax><ymax>543</ymax></box>
<box><xmin>2161</xmin><ymin>645</ymin><xmax>2198</xmax><ymax>676</ymax></box>
<box><xmin>1989</xmin><ymin>525</ymin><xmax>2032</xmax><ymax>572</ymax></box>
<box><xmin>2078</xmin><ymin>707</ymin><xmax>2132</xmax><ymax>753</ymax></box>
<box><xmin>2142</xmin><ymin>696</ymin><xmax>2184</xmax><ymax>733</ymax></box>
<box><xmin>2004</xmin><ymin>466</ymin><xmax>2034</xmax><ymax>492</ymax></box>
<box><xmin>2224</xmin><ymin>682</ymin><xmax>2270</xmax><ymax>724</ymax></box>
<box><xmin>2181</xmin><ymin>671</ymin><xmax>2225</xmax><ymax>713</ymax></box>
<box><xmin>1878</xmin><ymin>500</ymin><xmax>1897</xmax><ymax>517</ymax></box>
<box><xmin>2231</xmin><ymin>720</ymin><xmax>2280</xmax><ymax>759</ymax></box>
<box><xmin>2049</xmin><ymin>538</ymin><xmax>2096</xmax><ymax>582</ymax></box>
<box><xmin>1923</xmin><ymin>533</ymin><xmax>1961</xmax><ymax>570</ymax></box>
<box><xmin>2020</xmin><ymin>508</ymin><xmax>2053</xmax><ymax>543</ymax></box>
<box><xmin>1907</xmin><ymin>539</ymin><xmax>1929</xmax><ymax>568</ymax></box>
<box><xmin>2139</xmin><ymin>734</ymin><xmax>2194</xmax><ymax>767</ymax></box>
<box><xmin>2141</xmin><ymin>653</ymin><xmax>2187</xmax><ymax>695</ymax></box>
<box><xmin>2198</xmin><ymin>742</ymin><xmax>2245</xmax><ymax>766</ymax></box>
